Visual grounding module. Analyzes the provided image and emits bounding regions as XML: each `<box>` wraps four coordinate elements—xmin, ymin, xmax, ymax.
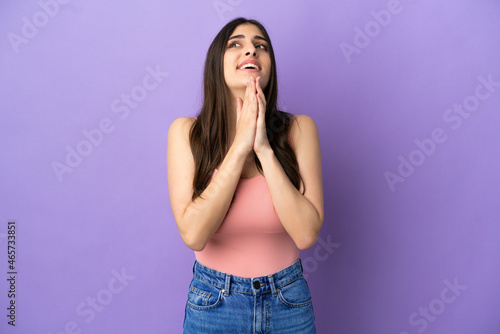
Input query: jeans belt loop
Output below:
<box><xmin>268</xmin><ymin>275</ymin><xmax>278</xmax><ymax>297</ymax></box>
<box><xmin>223</xmin><ymin>274</ymin><xmax>231</xmax><ymax>296</ymax></box>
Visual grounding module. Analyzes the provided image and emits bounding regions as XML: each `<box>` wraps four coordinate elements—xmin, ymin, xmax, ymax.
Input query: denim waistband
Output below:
<box><xmin>192</xmin><ymin>258</ymin><xmax>304</xmax><ymax>296</ymax></box>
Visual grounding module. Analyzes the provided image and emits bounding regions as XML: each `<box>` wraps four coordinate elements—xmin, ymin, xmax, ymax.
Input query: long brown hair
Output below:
<box><xmin>190</xmin><ymin>17</ymin><xmax>303</xmax><ymax>201</ymax></box>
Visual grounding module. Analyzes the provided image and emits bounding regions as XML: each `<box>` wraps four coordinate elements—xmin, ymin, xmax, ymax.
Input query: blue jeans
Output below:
<box><xmin>183</xmin><ymin>258</ymin><xmax>316</xmax><ymax>333</ymax></box>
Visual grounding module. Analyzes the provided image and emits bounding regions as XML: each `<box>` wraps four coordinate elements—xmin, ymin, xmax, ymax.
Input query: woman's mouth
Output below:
<box><xmin>238</xmin><ymin>60</ymin><xmax>261</xmax><ymax>72</ymax></box>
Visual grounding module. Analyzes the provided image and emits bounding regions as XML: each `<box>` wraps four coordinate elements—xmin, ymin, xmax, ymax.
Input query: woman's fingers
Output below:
<box><xmin>233</xmin><ymin>77</ymin><xmax>259</xmax><ymax>155</ymax></box>
<box><xmin>255</xmin><ymin>79</ymin><xmax>264</xmax><ymax>123</ymax></box>
<box><xmin>256</xmin><ymin>93</ymin><xmax>265</xmax><ymax>117</ymax></box>
<box><xmin>255</xmin><ymin>77</ymin><xmax>266</xmax><ymax>114</ymax></box>
<box><xmin>255</xmin><ymin>77</ymin><xmax>264</xmax><ymax>100</ymax></box>
<box><xmin>236</xmin><ymin>97</ymin><xmax>243</xmax><ymax>122</ymax></box>
<box><xmin>253</xmin><ymin>76</ymin><xmax>271</xmax><ymax>155</ymax></box>
<box><xmin>241</xmin><ymin>76</ymin><xmax>258</xmax><ymax>118</ymax></box>
<box><xmin>250</xmin><ymin>77</ymin><xmax>257</xmax><ymax>111</ymax></box>
<box><xmin>244</xmin><ymin>76</ymin><xmax>254</xmax><ymax>106</ymax></box>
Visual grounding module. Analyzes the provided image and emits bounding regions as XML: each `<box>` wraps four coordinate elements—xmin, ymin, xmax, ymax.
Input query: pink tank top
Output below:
<box><xmin>194</xmin><ymin>169</ymin><xmax>300</xmax><ymax>278</ymax></box>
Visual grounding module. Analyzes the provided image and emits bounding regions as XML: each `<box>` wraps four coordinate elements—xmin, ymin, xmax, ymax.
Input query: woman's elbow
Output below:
<box><xmin>175</xmin><ymin>213</ymin><xmax>208</xmax><ymax>251</ymax></box>
<box><xmin>296</xmin><ymin>219</ymin><xmax>323</xmax><ymax>250</ymax></box>
<box><xmin>180</xmin><ymin>230</ymin><xmax>208</xmax><ymax>252</ymax></box>
<box><xmin>296</xmin><ymin>230</ymin><xmax>320</xmax><ymax>251</ymax></box>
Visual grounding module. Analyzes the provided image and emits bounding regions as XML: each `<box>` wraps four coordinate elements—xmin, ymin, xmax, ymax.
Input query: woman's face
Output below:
<box><xmin>223</xmin><ymin>23</ymin><xmax>271</xmax><ymax>94</ymax></box>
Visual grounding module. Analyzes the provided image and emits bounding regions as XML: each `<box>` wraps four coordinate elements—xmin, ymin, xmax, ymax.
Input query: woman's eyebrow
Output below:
<box><xmin>228</xmin><ymin>34</ymin><xmax>267</xmax><ymax>42</ymax></box>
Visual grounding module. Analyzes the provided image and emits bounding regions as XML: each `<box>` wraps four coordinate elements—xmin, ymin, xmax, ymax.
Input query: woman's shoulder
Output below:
<box><xmin>289</xmin><ymin>114</ymin><xmax>319</xmax><ymax>144</ymax></box>
<box><xmin>289</xmin><ymin>114</ymin><xmax>317</xmax><ymax>127</ymax></box>
<box><xmin>285</xmin><ymin>114</ymin><xmax>318</xmax><ymax>153</ymax></box>
<box><xmin>168</xmin><ymin>116</ymin><xmax>197</xmax><ymax>136</ymax></box>
<box><xmin>167</xmin><ymin>117</ymin><xmax>197</xmax><ymax>153</ymax></box>
<box><xmin>169</xmin><ymin>116</ymin><xmax>197</xmax><ymax>127</ymax></box>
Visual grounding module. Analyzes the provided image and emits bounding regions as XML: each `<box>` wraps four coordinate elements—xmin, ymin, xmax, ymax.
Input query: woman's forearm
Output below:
<box><xmin>180</xmin><ymin>145</ymin><xmax>247</xmax><ymax>251</ymax></box>
<box><xmin>257</xmin><ymin>147</ymin><xmax>323</xmax><ymax>250</ymax></box>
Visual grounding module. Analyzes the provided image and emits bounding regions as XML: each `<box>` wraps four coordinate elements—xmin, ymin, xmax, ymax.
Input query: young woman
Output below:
<box><xmin>167</xmin><ymin>17</ymin><xmax>324</xmax><ymax>333</ymax></box>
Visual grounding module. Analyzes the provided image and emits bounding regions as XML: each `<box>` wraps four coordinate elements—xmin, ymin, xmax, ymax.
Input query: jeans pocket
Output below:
<box><xmin>186</xmin><ymin>277</ymin><xmax>224</xmax><ymax>311</ymax></box>
<box><xmin>278</xmin><ymin>276</ymin><xmax>312</xmax><ymax>308</ymax></box>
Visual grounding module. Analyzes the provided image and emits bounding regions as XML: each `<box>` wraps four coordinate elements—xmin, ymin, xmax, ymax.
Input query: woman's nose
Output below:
<box><xmin>245</xmin><ymin>46</ymin><xmax>257</xmax><ymax>56</ymax></box>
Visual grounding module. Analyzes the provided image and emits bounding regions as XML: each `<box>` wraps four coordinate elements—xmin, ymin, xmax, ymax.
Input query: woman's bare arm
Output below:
<box><xmin>168</xmin><ymin>78</ymin><xmax>260</xmax><ymax>251</ymax></box>
<box><xmin>167</xmin><ymin>117</ymin><xmax>247</xmax><ymax>251</ymax></box>
<box><xmin>257</xmin><ymin>114</ymin><xmax>324</xmax><ymax>250</ymax></box>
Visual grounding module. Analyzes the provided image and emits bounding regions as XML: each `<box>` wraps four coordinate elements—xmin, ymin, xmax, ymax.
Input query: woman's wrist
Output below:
<box><xmin>255</xmin><ymin>145</ymin><xmax>274</xmax><ymax>163</ymax></box>
<box><xmin>226</xmin><ymin>144</ymin><xmax>251</xmax><ymax>171</ymax></box>
<box><xmin>229</xmin><ymin>141</ymin><xmax>252</xmax><ymax>160</ymax></box>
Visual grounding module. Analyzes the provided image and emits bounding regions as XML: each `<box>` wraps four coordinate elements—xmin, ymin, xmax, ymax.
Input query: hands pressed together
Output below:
<box><xmin>234</xmin><ymin>76</ymin><xmax>271</xmax><ymax>157</ymax></box>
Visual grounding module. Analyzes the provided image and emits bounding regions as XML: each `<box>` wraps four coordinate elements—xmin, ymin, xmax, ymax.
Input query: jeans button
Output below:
<box><xmin>253</xmin><ymin>281</ymin><xmax>261</xmax><ymax>289</ymax></box>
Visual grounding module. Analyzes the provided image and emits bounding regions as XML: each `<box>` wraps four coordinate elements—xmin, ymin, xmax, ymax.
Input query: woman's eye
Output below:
<box><xmin>228</xmin><ymin>42</ymin><xmax>267</xmax><ymax>50</ymax></box>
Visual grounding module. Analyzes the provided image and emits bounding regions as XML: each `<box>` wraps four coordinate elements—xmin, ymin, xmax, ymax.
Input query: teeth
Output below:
<box><xmin>240</xmin><ymin>63</ymin><xmax>259</xmax><ymax>70</ymax></box>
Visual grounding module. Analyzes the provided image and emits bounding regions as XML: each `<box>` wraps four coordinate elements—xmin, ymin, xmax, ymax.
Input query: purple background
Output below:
<box><xmin>1</xmin><ymin>0</ymin><xmax>499</xmax><ymax>333</ymax></box>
